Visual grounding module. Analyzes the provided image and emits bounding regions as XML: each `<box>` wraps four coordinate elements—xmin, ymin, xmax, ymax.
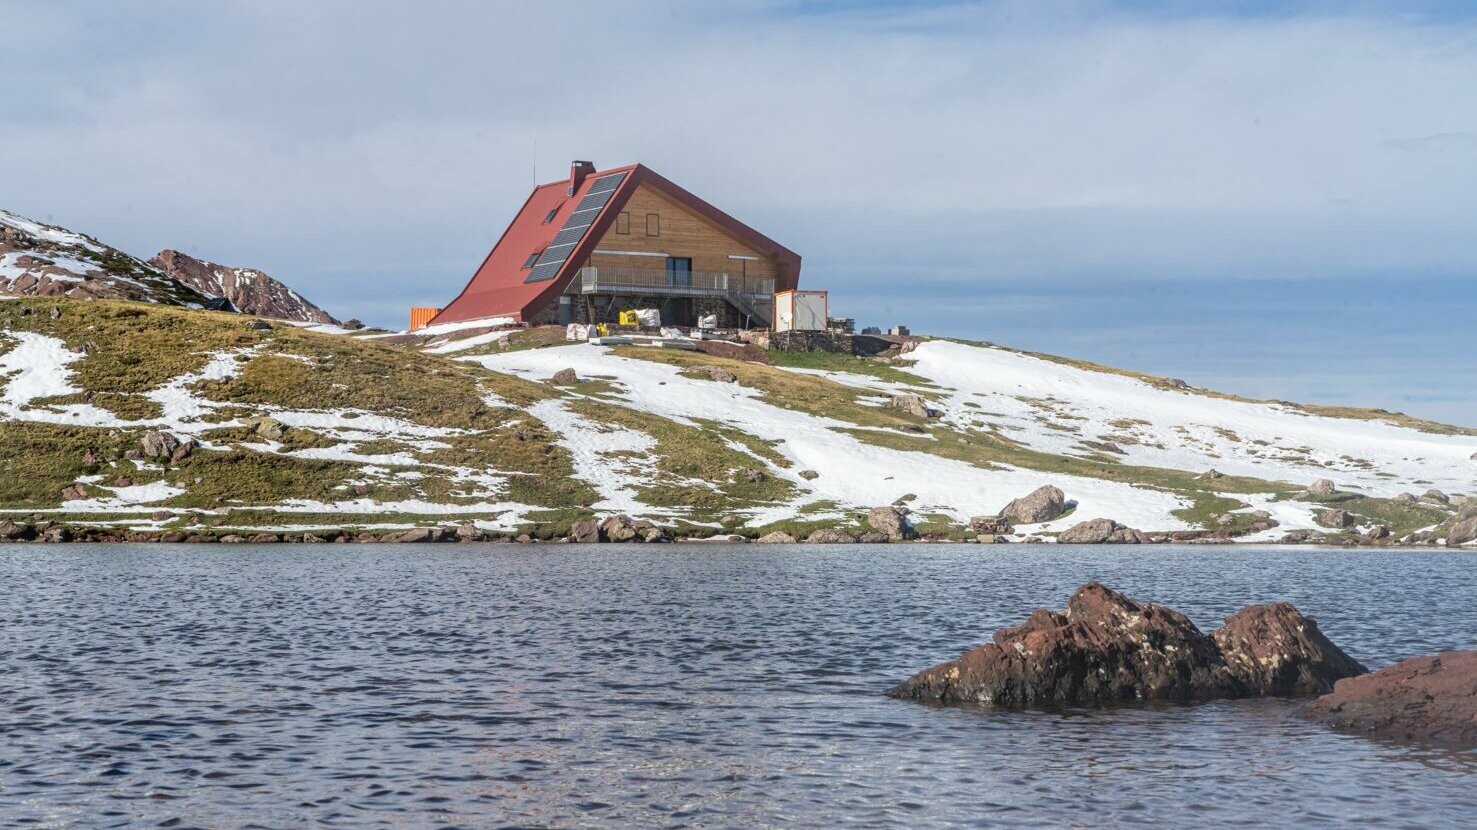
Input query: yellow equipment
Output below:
<box><xmin>618</xmin><ymin>309</ymin><xmax>639</xmax><ymax>326</ymax></box>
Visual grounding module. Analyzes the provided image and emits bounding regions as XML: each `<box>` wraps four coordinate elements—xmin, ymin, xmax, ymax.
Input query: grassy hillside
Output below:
<box><xmin>1</xmin><ymin>297</ymin><xmax>1472</xmax><ymax>543</ymax></box>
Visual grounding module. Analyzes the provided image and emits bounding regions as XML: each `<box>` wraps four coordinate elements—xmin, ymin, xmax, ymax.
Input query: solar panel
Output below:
<box><xmin>525</xmin><ymin>172</ymin><xmax>627</xmax><ymax>283</ymax></box>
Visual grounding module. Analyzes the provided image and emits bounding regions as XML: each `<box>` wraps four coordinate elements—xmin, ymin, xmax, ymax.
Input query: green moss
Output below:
<box><xmin>163</xmin><ymin>448</ymin><xmax>357</xmax><ymax>509</ymax></box>
<box><xmin>417</xmin><ymin>423</ymin><xmax>597</xmax><ymax>509</ymax></box>
<box><xmin>0</xmin><ymin>422</ymin><xmax>144</xmax><ymax>506</ymax></box>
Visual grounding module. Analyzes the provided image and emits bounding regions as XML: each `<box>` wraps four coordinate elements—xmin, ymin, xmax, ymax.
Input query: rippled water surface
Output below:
<box><xmin>1</xmin><ymin>544</ymin><xmax>1473</xmax><ymax>828</ymax></box>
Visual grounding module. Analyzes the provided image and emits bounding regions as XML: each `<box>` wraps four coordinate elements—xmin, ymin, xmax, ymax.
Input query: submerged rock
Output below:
<box><xmin>1000</xmin><ymin>485</ymin><xmax>1067</xmax><ymax>525</ymax></box>
<box><xmin>1305</xmin><ymin>650</ymin><xmax>1477</xmax><ymax>748</ymax></box>
<box><xmin>888</xmin><ymin>582</ymin><xmax>1364</xmax><ymax>707</ymax></box>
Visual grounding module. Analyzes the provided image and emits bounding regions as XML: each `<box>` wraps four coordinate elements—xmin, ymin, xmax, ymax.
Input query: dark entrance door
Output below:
<box><xmin>666</xmin><ymin>256</ymin><xmax>692</xmax><ymax>288</ymax></box>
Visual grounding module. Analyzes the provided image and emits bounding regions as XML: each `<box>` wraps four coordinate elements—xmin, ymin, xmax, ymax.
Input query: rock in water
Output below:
<box><xmin>1305</xmin><ymin>651</ymin><xmax>1477</xmax><ymax>748</ymax></box>
<box><xmin>1000</xmin><ymin>485</ymin><xmax>1067</xmax><ymax>524</ymax></box>
<box><xmin>1211</xmin><ymin>603</ymin><xmax>1368</xmax><ymax>696</ymax></box>
<box><xmin>887</xmin><ymin>582</ymin><xmax>1364</xmax><ymax>707</ymax></box>
<box><xmin>755</xmin><ymin>531</ymin><xmax>796</xmax><ymax>544</ymax></box>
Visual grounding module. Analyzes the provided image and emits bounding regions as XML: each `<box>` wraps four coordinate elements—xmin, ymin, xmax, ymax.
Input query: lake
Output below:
<box><xmin>1</xmin><ymin>544</ymin><xmax>1473</xmax><ymax>828</ymax></box>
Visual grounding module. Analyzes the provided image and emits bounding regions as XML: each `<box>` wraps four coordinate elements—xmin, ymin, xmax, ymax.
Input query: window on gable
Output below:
<box><xmin>522</xmin><ymin>251</ymin><xmax>542</xmax><ymax>269</ymax></box>
<box><xmin>646</xmin><ymin>213</ymin><xmax>660</xmax><ymax>237</ymax></box>
<box><xmin>616</xmin><ymin>211</ymin><xmax>630</xmax><ymax>235</ymax></box>
<box><xmin>543</xmin><ymin>207</ymin><xmax>559</xmax><ymax>224</ymax></box>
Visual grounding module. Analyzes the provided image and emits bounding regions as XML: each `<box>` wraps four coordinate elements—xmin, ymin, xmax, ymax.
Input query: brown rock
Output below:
<box><xmin>857</xmin><ymin>531</ymin><xmax>891</xmax><ymax>543</ymax></box>
<box><xmin>889</xmin><ymin>583</ymin><xmax>1366</xmax><ymax>707</ymax></box>
<box><xmin>1420</xmin><ymin>488</ymin><xmax>1450</xmax><ymax>505</ymax></box>
<box><xmin>867</xmin><ymin>505</ymin><xmax>915</xmax><ymax>541</ymax></box>
<box><xmin>140</xmin><ymin>431</ymin><xmax>181</xmax><ymax>459</ymax></box>
<box><xmin>0</xmin><ymin>520</ymin><xmax>30</xmax><ymax>540</ymax></box>
<box><xmin>395</xmin><ymin>527</ymin><xmax>443</xmax><ymax>543</ymax></box>
<box><xmin>550</xmin><ymin>368</ymin><xmax>578</xmax><ymax>385</ymax></box>
<box><xmin>1308</xmin><ymin>478</ymin><xmax>1337</xmax><ymax>496</ymax></box>
<box><xmin>1057</xmin><ymin>517</ymin><xmax>1136</xmax><ymax>544</ymax></box>
<box><xmin>1305</xmin><ymin>650</ymin><xmax>1477</xmax><ymax>748</ymax></box>
<box><xmin>247</xmin><ymin>533</ymin><xmax>280</xmax><ymax>543</ymax></box>
<box><xmin>754</xmin><ymin>531</ymin><xmax>796</xmax><ymax>544</ymax></box>
<box><xmin>1314</xmin><ymin>508</ymin><xmax>1355</xmax><ymax>529</ymax></box>
<box><xmin>968</xmin><ymin>515</ymin><xmax>1012</xmax><ymax>534</ymax></box>
<box><xmin>1000</xmin><ymin>485</ymin><xmax>1067</xmax><ymax>525</ymax></box>
<box><xmin>1211</xmin><ymin>603</ymin><xmax>1367</xmax><ymax>696</ymax></box>
<box><xmin>219</xmin><ymin>535</ymin><xmax>246</xmax><ymax>543</ymax></box>
<box><xmin>805</xmin><ymin>528</ymin><xmax>856</xmax><ymax>544</ymax></box>
<box><xmin>60</xmin><ymin>484</ymin><xmax>88</xmax><ymax>501</ymax></box>
<box><xmin>798</xmin><ymin>469</ymin><xmax>819</xmax><ymax>481</ymax></box>
<box><xmin>599</xmin><ymin>514</ymin><xmax>640</xmax><ymax>542</ymax></box>
<box><xmin>569</xmin><ymin>519</ymin><xmax>601</xmax><ymax>544</ymax></box>
<box><xmin>1446</xmin><ymin>516</ymin><xmax>1477</xmax><ymax>547</ymax></box>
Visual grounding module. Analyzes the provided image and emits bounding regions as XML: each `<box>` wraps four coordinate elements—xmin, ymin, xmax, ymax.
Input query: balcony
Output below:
<box><xmin>569</xmin><ymin>266</ymin><xmax>774</xmax><ymax>324</ymax></box>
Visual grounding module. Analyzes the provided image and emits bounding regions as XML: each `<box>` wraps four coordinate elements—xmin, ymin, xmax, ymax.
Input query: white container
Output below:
<box><xmin>773</xmin><ymin>290</ymin><xmax>828</xmax><ymax>332</ymax></box>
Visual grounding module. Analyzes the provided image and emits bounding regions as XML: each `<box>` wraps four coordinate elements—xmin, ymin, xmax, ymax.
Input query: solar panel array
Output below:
<box><xmin>525</xmin><ymin>172</ymin><xmax>627</xmax><ymax>283</ymax></box>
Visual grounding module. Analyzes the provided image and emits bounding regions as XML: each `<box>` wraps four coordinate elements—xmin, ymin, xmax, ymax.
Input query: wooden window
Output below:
<box><xmin>646</xmin><ymin>213</ymin><xmax>660</xmax><ymax>237</ymax></box>
<box><xmin>616</xmin><ymin>211</ymin><xmax>630</xmax><ymax>235</ymax></box>
<box><xmin>522</xmin><ymin>251</ymin><xmax>541</xmax><ymax>269</ymax></box>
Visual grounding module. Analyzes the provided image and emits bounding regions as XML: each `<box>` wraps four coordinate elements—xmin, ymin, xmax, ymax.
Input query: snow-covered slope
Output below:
<box><xmin>149</xmin><ymin>249</ymin><xmax>339</xmax><ymax>324</ymax></box>
<box><xmin>0</xmin><ymin>297</ymin><xmax>1471</xmax><ymax>543</ymax></box>
<box><xmin>0</xmin><ymin>209</ymin><xmax>208</xmax><ymax>306</ymax></box>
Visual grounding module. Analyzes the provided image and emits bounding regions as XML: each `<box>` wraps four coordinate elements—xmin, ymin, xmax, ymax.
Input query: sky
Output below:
<box><xmin>1</xmin><ymin>0</ymin><xmax>1474</xmax><ymax>424</ymax></box>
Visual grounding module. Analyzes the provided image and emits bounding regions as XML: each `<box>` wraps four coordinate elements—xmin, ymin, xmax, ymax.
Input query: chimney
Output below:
<box><xmin>569</xmin><ymin>160</ymin><xmax>595</xmax><ymax>195</ymax></box>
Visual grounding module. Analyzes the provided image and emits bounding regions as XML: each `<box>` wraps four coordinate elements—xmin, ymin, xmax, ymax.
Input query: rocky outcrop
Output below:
<box><xmin>149</xmin><ymin>249</ymin><xmax>339</xmax><ymax>324</ymax></box>
<box><xmin>1</xmin><ymin>209</ymin><xmax>208</xmax><ymax>306</ymax></box>
<box><xmin>1057</xmin><ymin>518</ymin><xmax>1148</xmax><ymax>544</ymax></box>
<box><xmin>1314</xmin><ymin>508</ymin><xmax>1355</xmax><ymax>529</ymax></box>
<box><xmin>867</xmin><ymin>505</ymin><xmax>915</xmax><ymax>541</ymax></box>
<box><xmin>888</xmin><ymin>582</ymin><xmax>1365</xmax><ymax>707</ymax></box>
<box><xmin>1000</xmin><ymin>485</ymin><xmax>1067</xmax><ymax>524</ymax></box>
<box><xmin>1305</xmin><ymin>651</ymin><xmax>1477</xmax><ymax>748</ymax></box>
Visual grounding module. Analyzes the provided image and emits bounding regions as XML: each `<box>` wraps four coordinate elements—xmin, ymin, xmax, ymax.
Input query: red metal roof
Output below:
<box><xmin>431</xmin><ymin>163</ymin><xmax>802</xmax><ymax>325</ymax></box>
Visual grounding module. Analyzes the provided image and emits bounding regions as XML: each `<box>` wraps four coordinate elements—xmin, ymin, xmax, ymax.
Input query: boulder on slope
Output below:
<box><xmin>1057</xmin><ymin>518</ymin><xmax>1148</xmax><ymax>544</ymax></box>
<box><xmin>999</xmin><ymin>485</ymin><xmax>1067</xmax><ymax>524</ymax></box>
<box><xmin>867</xmin><ymin>505</ymin><xmax>915</xmax><ymax>541</ymax></box>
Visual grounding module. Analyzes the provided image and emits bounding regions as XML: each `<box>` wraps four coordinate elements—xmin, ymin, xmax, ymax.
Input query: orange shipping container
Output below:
<box><xmin>409</xmin><ymin>307</ymin><xmax>441</xmax><ymax>330</ymax></box>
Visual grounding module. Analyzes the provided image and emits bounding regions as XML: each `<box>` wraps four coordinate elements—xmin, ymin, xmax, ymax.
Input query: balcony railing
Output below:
<box><xmin>570</xmin><ymin>266</ymin><xmax>773</xmax><ymax>299</ymax></box>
